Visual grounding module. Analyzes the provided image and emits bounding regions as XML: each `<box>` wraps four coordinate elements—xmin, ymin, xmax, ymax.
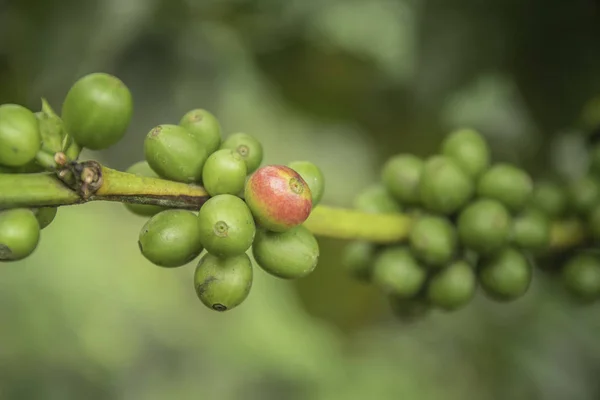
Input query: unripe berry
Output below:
<box><xmin>61</xmin><ymin>72</ymin><xmax>133</xmax><ymax>150</ymax></box>
<box><xmin>0</xmin><ymin>104</ymin><xmax>41</xmax><ymax>167</ymax></box>
<box><xmin>458</xmin><ymin>199</ymin><xmax>511</xmax><ymax>255</ymax></box>
<box><xmin>144</xmin><ymin>124</ymin><xmax>208</xmax><ymax>183</ymax></box>
<box><xmin>220</xmin><ymin>132</ymin><xmax>263</xmax><ymax>173</ymax></box>
<box><xmin>372</xmin><ymin>246</ymin><xmax>427</xmax><ymax>298</ymax></box>
<box><xmin>0</xmin><ymin>209</ymin><xmax>41</xmax><ymax>261</ymax></box>
<box><xmin>562</xmin><ymin>253</ymin><xmax>600</xmax><ymax>302</ymax></box>
<box><xmin>409</xmin><ymin>215</ymin><xmax>457</xmax><ymax>268</ymax></box>
<box><xmin>252</xmin><ymin>225</ymin><xmax>319</xmax><ymax>279</ymax></box>
<box><xmin>381</xmin><ymin>154</ymin><xmax>424</xmax><ymax>205</ymax></box>
<box><xmin>287</xmin><ymin>161</ymin><xmax>325</xmax><ymax>206</ymax></box>
<box><xmin>477</xmin><ymin>163</ymin><xmax>533</xmax><ymax>213</ymax></box>
<box><xmin>244</xmin><ymin>165</ymin><xmax>312</xmax><ymax>232</ymax></box>
<box><xmin>441</xmin><ymin>128</ymin><xmax>490</xmax><ymax>178</ymax></box>
<box><xmin>426</xmin><ymin>260</ymin><xmax>476</xmax><ymax>311</ymax></box>
<box><xmin>353</xmin><ymin>184</ymin><xmax>401</xmax><ymax>214</ymax></box>
<box><xmin>478</xmin><ymin>247</ymin><xmax>532</xmax><ymax>302</ymax></box>
<box><xmin>179</xmin><ymin>108</ymin><xmax>222</xmax><ymax>155</ymax></box>
<box><xmin>194</xmin><ymin>252</ymin><xmax>253</xmax><ymax>312</ymax></box>
<box><xmin>419</xmin><ymin>155</ymin><xmax>474</xmax><ymax>215</ymax></box>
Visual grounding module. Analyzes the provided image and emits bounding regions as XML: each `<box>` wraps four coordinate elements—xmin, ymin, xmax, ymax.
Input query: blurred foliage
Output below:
<box><xmin>3</xmin><ymin>0</ymin><xmax>600</xmax><ymax>399</ymax></box>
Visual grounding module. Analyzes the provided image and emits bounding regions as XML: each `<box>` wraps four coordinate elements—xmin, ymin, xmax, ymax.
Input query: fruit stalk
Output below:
<box><xmin>0</xmin><ymin>167</ymin><xmax>209</xmax><ymax>210</ymax></box>
<box><xmin>0</xmin><ymin>167</ymin><xmax>588</xmax><ymax>250</ymax></box>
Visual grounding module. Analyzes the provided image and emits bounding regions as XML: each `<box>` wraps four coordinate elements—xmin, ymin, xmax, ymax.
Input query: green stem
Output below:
<box><xmin>0</xmin><ymin>167</ymin><xmax>209</xmax><ymax>210</ymax></box>
<box><xmin>0</xmin><ymin>165</ymin><xmax>588</xmax><ymax>250</ymax></box>
<box><xmin>303</xmin><ymin>205</ymin><xmax>413</xmax><ymax>243</ymax></box>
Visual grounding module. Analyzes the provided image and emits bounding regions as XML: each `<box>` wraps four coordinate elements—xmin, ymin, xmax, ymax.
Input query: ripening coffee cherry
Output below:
<box><xmin>61</xmin><ymin>72</ymin><xmax>133</xmax><ymax>150</ymax></box>
<box><xmin>341</xmin><ymin>241</ymin><xmax>376</xmax><ymax>282</ymax></box>
<box><xmin>252</xmin><ymin>225</ymin><xmax>319</xmax><ymax>279</ymax></box>
<box><xmin>478</xmin><ymin>247</ymin><xmax>532</xmax><ymax>301</ymax></box>
<box><xmin>220</xmin><ymin>132</ymin><xmax>263</xmax><ymax>173</ymax></box>
<box><xmin>389</xmin><ymin>296</ymin><xmax>430</xmax><ymax>322</ymax></box>
<box><xmin>477</xmin><ymin>163</ymin><xmax>533</xmax><ymax>213</ymax></box>
<box><xmin>458</xmin><ymin>199</ymin><xmax>511</xmax><ymax>255</ymax></box>
<box><xmin>138</xmin><ymin>210</ymin><xmax>204</xmax><ymax>267</ymax></box>
<box><xmin>244</xmin><ymin>165</ymin><xmax>312</xmax><ymax>232</ymax></box>
<box><xmin>197</xmin><ymin>194</ymin><xmax>255</xmax><ymax>257</ymax></box>
<box><xmin>144</xmin><ymin>124</ymin><xmax>208</xmax><ymax>183</ymax></box>
<box><xmin>409</xmin><ymin>215</ymin><xmax>457</xmax><ymax>267</ymax></box>
<box><xmin>372</xmin><ymin>246</ymin><xmax>427</xmax><ymax>298</ymax></box>
<box><xmin>287</xmin><ymin>161</ymin><xmax>325</xmax><ymax>206</ymax></box>
<box><xmin>202</xmin><ymin>149</ymin><xmax>247</xmax><ymax>196</ymax></box>
<box><xmin>124</xmin><ymin>161</ymin><xmax>165</xmax><ymax>217</ymax></box>
<box><xmin>561</xmin><ymin>253</ymin><xmax>600</xmax><ymax>302</ymax></box>
<box><xmin>567</xmin><ymin>175</ymin><xmax>600</xmax><ymax>216</ymax></box>
<box><xmin>0</xmin><ymin>209</ymin><xmax>40</xmax><ymax>261</ymax></box>
<box><xmin>194</xmin><ymin>252</ymin><xmax>253</xmax><ymax>312</ymax></box>
<box><xmin>381</xmin><ymin>154</ymin><xmax>424</xmax><ymax>205</ymax></box>
<box><xmin>419</xmin><ymin>155</ymin><xmax>474</xmax><ymax>215</ymax></box>
<box><xmin>179</xmin><ymin>109</ymin><xmax>222</xmax><ymax>155</ymax></box>
<box><xmin>353</xmin><ymin>184</ymin><xmax>401</xmax><ymax>214</ymax></box>
<box><xmin>0</xmin><ymin>104</ymin><xmax>41</xmax><ymax>167</ymax></box>
<box><xmin>529</xmin><ymin>181</ymin><xmax>567</xmax><ymax>218</ymax></box>
<box><xmin>441</xmin><ymin>128</ymin><xmax>490</xmax><ymax>178</ymax></box>
<box><xmin>510</xmin><ymin>209</ymin><xmax>551</xmax><ymax>252</ymax></box>
<box><xmin>426</xmin><ymin>260</ymin><xmax>476</xmax><ymax>311</ymax></box>
<box><xmin>33</xmin><ymin>207</ymin><xmax>58</xmax><ymax>229</ymax></box>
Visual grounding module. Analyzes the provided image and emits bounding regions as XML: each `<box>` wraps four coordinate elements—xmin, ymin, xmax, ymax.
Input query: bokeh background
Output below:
<box><xmin>3</xmin><ymin>0</ymin><xmax>600</xmax><ymax>399</ymax></box>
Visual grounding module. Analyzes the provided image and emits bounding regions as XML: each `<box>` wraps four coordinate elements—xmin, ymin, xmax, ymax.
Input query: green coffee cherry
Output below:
<box><xmin>341</xmin><ymin>241</ymin><xmax>375</xmax><ymax>282</ymax></box>
<box><xmin>33</xmin><ymin>207</ymin><xmax>58</xmax><ymax>229</ymax></box>
<box><xmin>0</xmin><ymin>209</ymin><xmax>40</xmax><ymax>261</ymax></box>
<box><xmin>194</xmin><ymin>252</ymin><xmax>253</xmax><ymax>312</ymax></box>
<box><xmin>529</xmin><ymin>181</ymin><xmax>567</xmax><ymax>218</ymax></box>
<box><xmin>252</xmin><ymin>225</ymin><xmax>319</xmax><ymax>279</ymax></box>
<box><xmin>419</xmin><ymin>155</ymin><xmax>474</xmax><ymax>215</ymax></box>
<box><xmin>426</xmin><ymin>260</ymin><xmax>476</xmax><ymax>311</ymax></box>
<box><xmin>441</xmin><ymin>128</ymin><xmax>490</xmax><ymax>178</ymax></box>
<box><xmin>138</xmin><ymin>210</ymin><xmax>203</xmax><ymax>267</ymax></box>
<box><xmin>381</xmin><ymin>154</ymin><xmax>424</xmax><ymax>205</ymax></box>
<box><xmin>124</xmin><ymin>161</ymin><xmax>166</xmax><ymax>217</ymax></box>
<box><xmin>372</xmin><ymin>246</ymin><xmax>427</xmax><ymax>298</ymax></box>
<box><xmin>144</xmin><ymin>124</ymin><xmax>208</xmax><ymax>183</ymax></box>
<box><xmin>179</xmin><ymin>109</ymin><xmax>222</xmax><ymax>155</ymax></box>
<box><xmin>220</xmin><ymin>132</ymin><xmax>263</xmax><ymax>173</ymax></box>
<box><xmin>567</xmin><ymin>175</ymin><xmax>600</xmax><ymax>216</ymax></box>
<box><xmin>478</xmin><ymin>247</ymin><xmax>532</xmax><ymax>301</ymax></box>
<box><xmin>61</xmin><ymin>72</ymin><xmax>133</xmax><ymax>150</ymax></box>
<box><xmin>202</xmin><ymin>149</ymin><xmax>247</xmax><ymax>196</ymax></box>
<box><xmin>197</xmin><ymin>194</ymin><xmax>255</xmax><ymax>257</ymax></box>
<box><xmin>287</xmin><ymin>161</ymin><xmax>325</xmax><ymax>206</ymax></box>
<box><xmin>408</xmin><ymin>215</ymin><xmax>457</xmax><ymax>267</ymax></box>
<box><xmin>389</xmin><ymin>296</ymin><xmax>430</xmax><ymax>322</ymax></box>
<box><xmin>561</xmin><ymin>253</ymin><xmax>600</xmax><ymax>302</ymax></box>
<box><xmin>0</xmin><ymin>104</ymin><xmax>41</xmax><ymax>167</ymax></box>
<box><xmin>458</xmin><ymin>199</ymin><xmax>511</xmax><ymax>255</ymax></box>
<box><xmin>477</xmin><ymin>163</ymin><xmax>533</xmax><ymax>213</ymax></box>
<box><xmin>353</xmin><ymin>184</ymin><xmax>401</xmax><ymax>214</ymax></box>
<box><xmin>510</xmin><ymin>209</ymin><xmax>551</xmax><ymax>252</ymax></box>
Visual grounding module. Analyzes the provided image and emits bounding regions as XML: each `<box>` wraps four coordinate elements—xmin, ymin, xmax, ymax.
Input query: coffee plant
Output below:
<box><xmin>1</xmin><ymin>72</ymin><xmax>600</xmax><ymax>319</ymax></box>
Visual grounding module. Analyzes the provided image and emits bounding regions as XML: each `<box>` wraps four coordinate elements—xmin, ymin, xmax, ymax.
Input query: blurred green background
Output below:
<box><xmin>3</xmin><ymin>0</ymin><xmax>600</xmax><ymax>399</ymax></box>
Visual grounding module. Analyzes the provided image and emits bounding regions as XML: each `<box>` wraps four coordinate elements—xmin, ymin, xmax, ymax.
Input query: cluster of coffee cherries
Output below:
<box><xmin>130</xmin><ymin>113</ymin><xmax>325</xmax><ymax>312</ymax></box>
<box><xmin>0</xmin><ymin>72</ymin><xmax>325</xmax><ymax>312</ymax></box>
<box><xmin>343</xmin><ymin>128</ymin><xmax>600</xmax><ymax>320</ymax></box>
